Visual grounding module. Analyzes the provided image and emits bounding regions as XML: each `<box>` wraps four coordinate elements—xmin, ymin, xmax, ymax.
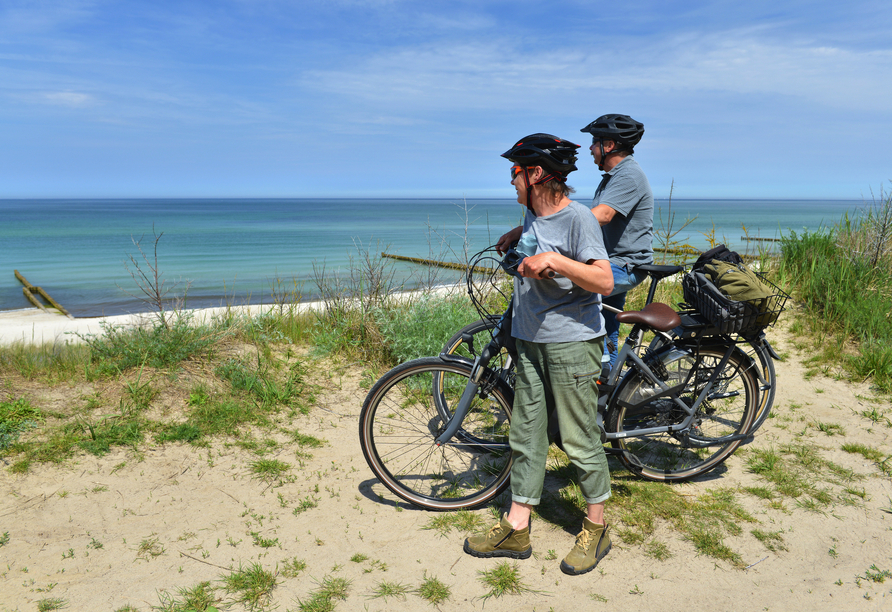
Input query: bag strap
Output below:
<box><xmin>691</xmin><ymin>244</ymin><xmax>743</xmax><ymax>272</ymax></box>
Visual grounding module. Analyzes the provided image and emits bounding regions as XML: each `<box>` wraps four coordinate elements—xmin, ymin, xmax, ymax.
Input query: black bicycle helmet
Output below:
<box><xmin>501</xmin><ymin>133</ymin><xmax>580</xmax><ymax>179</ymax></box>
<box><xmin>580</xmin><ymin>114</ymin><xmax>644</xmax><ymax>149</ymax></box>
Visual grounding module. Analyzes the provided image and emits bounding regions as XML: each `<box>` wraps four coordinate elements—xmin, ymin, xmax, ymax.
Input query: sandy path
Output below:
<box><xmin>1</xmin><ymin>324</ymin><xmax>891</xmax><ymax>611</ymax></box>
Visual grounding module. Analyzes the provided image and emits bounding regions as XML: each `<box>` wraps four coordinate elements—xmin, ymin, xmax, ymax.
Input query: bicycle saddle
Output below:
<box><xmin>615</xmin><ymin>302</ymin><xmax>681</xmax><ymax>332</ymax></box>
<box><xmin>633</xmin><ymin>263</ymin><xmax>684</xmax><ymax>279</ymax></box>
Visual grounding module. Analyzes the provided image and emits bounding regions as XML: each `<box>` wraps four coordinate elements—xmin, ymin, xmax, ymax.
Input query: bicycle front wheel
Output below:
<box><xmin>606</xmin><ymin>345</ymin><xmax>757</xmax><ymax>481</ymax></box>
<box><xmin>359</xmin><ymin>357</ymin><xmax>514</xmax><ymax>511</ymax></box>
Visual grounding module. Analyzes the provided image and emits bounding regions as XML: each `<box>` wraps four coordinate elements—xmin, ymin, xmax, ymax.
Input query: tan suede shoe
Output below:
<box><xmin>560</xmin><ymin>519</ymin><xmax>611</xmax><ymax>575</ymax></box>
<box><xmin>463</xmin><ymin>513</ymin><xmax>532</xmax><ymax>559</ymax></box>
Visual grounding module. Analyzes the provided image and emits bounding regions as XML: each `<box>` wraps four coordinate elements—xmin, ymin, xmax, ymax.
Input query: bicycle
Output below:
<box><xmin>443</xmin><ymin>262</ymin><xmax>781</xmax><ymax>435</ymax></box>
<box><xmin>359</xmin><ymin>246</ymin><xmax>783</xmax><ymax>511</ymax></box>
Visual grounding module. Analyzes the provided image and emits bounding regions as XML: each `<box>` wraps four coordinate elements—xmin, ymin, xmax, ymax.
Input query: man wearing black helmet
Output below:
<box><xmin>580</xmin><ymin>114</ymin><xmax>654</xmax><ymax>371</ymax></box>
<box><xmin>466</xmin><ymin>134</ymin><xmax>614</xmax><ymax>576</ymax></box>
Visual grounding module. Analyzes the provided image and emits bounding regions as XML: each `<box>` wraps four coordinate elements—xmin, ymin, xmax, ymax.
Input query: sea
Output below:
<box><xmin>0</xmin><ymin>198</ymin><xmax>866</xmax><ymax>318</ymax></box>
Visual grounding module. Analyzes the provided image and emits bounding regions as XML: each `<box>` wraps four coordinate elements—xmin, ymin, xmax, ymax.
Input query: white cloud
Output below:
<box><xmin>42</xmin><ymin>91</ymin><xmax>95</xmax><ymax>107</ymax></box>
<box><xmin>626</xmin><ymin>32</ymin><xmax>892</xmax><ymax>112</ymax></box>
<box><xmin>301</xmin><ymin>29</ymin><xmax>892</xmax><ymax>115</ymax></box>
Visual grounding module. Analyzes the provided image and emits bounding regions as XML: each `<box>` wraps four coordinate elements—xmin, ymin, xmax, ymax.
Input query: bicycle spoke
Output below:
<box><xmin>360</xmin><ymin>358</ymin><xmax>513</xmax><ymax>510</ymax></box>
<box><xmin>607</xmin><ymin>346</ymin><xmax>756</xmax><ymax>481</ymax></box>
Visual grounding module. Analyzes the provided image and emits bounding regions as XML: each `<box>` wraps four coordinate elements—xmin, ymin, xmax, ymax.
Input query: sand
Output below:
<box><xmin>0</xmin><ymin>305</ymin><xmax>305</xmax><ymax>346</ymax></box>
<box><xmin>1</xmin><ymin>309</ymin><xmax>891</xmax><ymax>611</ymax></box>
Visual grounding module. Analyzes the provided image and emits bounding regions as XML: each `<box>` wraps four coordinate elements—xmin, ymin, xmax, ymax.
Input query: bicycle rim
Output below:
<box><xmin>359</xmin><ymin>357</ymin><xmax>513</xmax><ymax>510</ymax></box>
<box><xmin>606</xmin><ymin>346</ymin><xmax>757</xmax><ymax>481</ymax></box>
<box><xmin>652</xmin><ymin>334</ymin><xmax>775</xmax><ymax>435</ymax></box>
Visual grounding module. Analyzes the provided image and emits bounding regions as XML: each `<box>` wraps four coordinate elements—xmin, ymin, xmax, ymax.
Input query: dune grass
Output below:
<box><xmin>776</xmin><ymin>190</ymin><xmax>892</xmax><ymax>393</ymax></box>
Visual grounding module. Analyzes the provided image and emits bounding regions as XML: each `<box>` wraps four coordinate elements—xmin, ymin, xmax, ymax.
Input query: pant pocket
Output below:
<box><xmin>573</xmin><ymin>371</ymin><xmax>599</xmax><ymax>389</ymax></box>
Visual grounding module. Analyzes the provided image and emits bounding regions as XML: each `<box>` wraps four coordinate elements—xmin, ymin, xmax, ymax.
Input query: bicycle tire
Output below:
<box><xmin>442</xmin><ymin>318</ymin><xmax>497</xmax><ymax>356</ymax></box>
<box><xmin>605</xmin><ymin>345</ymin><xmax>757</xmax><ymax>482</ymax></box>
<box><xmin>737</xmin><ymin>338</ymin><xmax>776</xmax><ymax>433</ymax></box>
<box><xmin>359</xmin><ymin>357</ymin><xmax>514</xmax><ymax>511</ymax></box>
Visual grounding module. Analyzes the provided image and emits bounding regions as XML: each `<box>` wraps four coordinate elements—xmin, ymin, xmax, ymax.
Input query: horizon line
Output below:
<box><xmin>0</xmin><ymin>196</ymin><xmax>868</xmax><ymax>203</ymax></box>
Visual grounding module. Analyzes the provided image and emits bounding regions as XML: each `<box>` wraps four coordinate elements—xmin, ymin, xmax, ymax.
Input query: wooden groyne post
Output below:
<box><xmin>382</xmin><ymin>253</ymin><xmax>498</xmax><ymax>275</ymax></box>
<box><xmin>14</xmin><ymin>271</ymin><xmax>75</xmax><ymax>319</ymax></box>
<box><xmin>383</xmin><ymin>247</ymin><xmax>762</xmax><ymax>272</ymax></box>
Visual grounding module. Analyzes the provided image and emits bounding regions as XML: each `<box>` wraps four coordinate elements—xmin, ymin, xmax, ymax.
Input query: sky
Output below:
<box><xmin>1</xmin><ymin>0</ymin><xmax>890</xmax><ymax>200</ymax></box>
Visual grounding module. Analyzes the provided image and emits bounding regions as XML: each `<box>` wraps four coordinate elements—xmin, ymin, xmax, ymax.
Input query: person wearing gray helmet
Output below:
<box><xmin>580</xmin><ymin>114</ymin><xmax>654</xmax><ymax>372</ymax></box>
<box><xmin>467</xmin><ymin>133</ymin><xmax>614</xmax><ymax>576</ymax></box>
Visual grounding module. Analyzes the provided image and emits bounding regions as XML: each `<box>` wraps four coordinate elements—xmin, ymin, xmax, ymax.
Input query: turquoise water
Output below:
<box><xmin>0</xmin><ymin>198</ymin><xmax>863</xmax><ymax>317</ymax></box>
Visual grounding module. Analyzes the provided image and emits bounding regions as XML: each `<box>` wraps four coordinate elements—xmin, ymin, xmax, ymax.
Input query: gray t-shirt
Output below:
<box><xmin>592</xmin><ymin>155</ymin><xmax>654</xmax><ymax>266</ymax></box>
<box><xmin>512</xmin><ymin>201</ymin><xmax>608</xmax><ymax>343</ymax></box>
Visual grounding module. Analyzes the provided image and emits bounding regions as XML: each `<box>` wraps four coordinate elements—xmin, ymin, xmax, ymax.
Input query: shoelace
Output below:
<box><xmin>575</xmin><ymin>528</ymin><xmax>592</xmax><ymax>551</ymax></box>
<box><xmin>489</xmin><ymin>523</ymin><xmax>507</xmax><ymax>538</ymax></box>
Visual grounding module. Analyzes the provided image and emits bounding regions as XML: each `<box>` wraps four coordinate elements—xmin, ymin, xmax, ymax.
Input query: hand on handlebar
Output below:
<box><xmin>496</xmin><ymin>226</ymin><xmax>523</xmax><ymax>255</ymax></box>
<box><xmin>499</xmin><ymin>248</ymin><xmax>558</xmax><ymax>282</ymax></box>
<box><xmin>517</xmin><ymin>252</ymin><xmax>560</xmax><ymax>280</ymax></box>
<box><xmin>518</xmin><ymin>259</ymin><xmax>553</xmax><ymax>280</ymax></box>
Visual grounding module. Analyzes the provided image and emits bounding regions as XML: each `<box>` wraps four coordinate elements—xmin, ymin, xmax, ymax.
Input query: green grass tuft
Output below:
<box><xmin>0</xmin><ymin>397</ymin><xmax>42</xmax><ymax>453</ymax></box>
<box><xmin>154</xmin><ymin>580</ymin><xmax>219</xmax><ymax>612</ymax></box>
<box><xmin>220</xmin><ymin>562</ymin><xmax>278</xmax><ymax>611</ymax></box>
<box><xmin>477</xmin><ymin>561</ymin><xmax>533</xmax><ymax>599</ymax></box>
<box><xmin>296</xmin><ymin>575</ymin><xmax>351</xmax><ymax>612</ymax></box>
<box><xmin>416</xmin><ymin>573</ymin><xmax>451</xmax><ymax>605</ymax></box>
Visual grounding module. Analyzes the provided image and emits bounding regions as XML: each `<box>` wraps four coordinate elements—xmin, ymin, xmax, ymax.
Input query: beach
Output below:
<box><xmin>0</xmin><ymin>305</ymin><xmax>285</xmax><ymax>346</ymax></box>
<box><xmin>1</xmin><ymin>305</ymin><xmax>890</xmax><ymax>611</ymax></box>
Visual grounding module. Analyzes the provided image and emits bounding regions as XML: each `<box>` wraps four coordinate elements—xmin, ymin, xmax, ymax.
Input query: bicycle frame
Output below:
<box><xmin>600</xmin><ymin>326</ymin><xmax>752</xmax><ymax>446</ymax></box>
<box><xmin>435</xmin><ymin>304</ymin><xmax>752</xmax><ymax>449</ymax></box>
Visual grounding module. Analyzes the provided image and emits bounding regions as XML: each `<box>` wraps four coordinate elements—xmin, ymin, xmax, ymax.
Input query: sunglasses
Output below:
<box><xmin>510</xmin><ymin>165</ymin><xmax>525</xmax><ymax>179</ymax></box>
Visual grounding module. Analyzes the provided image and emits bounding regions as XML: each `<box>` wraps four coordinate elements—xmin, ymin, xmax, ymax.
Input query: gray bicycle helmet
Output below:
<box><xmin>580</xmin><ymin>114</ymin><xmax>644</xmax><ymax>150</ymax></box>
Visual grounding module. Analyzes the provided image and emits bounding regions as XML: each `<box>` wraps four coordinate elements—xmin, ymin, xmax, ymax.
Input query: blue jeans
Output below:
<box><xmin>602</xmin><ymin>263</ymin><xmax>647</xmax><ymax>370</ymax></box>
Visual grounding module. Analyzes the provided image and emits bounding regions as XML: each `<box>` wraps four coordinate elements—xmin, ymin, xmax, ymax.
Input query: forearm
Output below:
<box><xmin>519</xmin><ymin>253</ymin><xmax>613</xmax><ymax>295</ymax></box>
<box><xmin>555</xmin><ymin>257</ymin><xmax>613</xmax><ymax>294</ymax></box>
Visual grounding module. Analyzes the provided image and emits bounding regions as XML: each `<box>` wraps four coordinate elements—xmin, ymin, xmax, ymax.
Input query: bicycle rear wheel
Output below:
<box><xmin>606</xmin><ymin>345</ymin><xmax>757</xmax><ymax>481</ymax></box>
<box><xmin>441</xmin><ymin>318</ymin><xmax>515</xmax><ymax>385</ymax></box>
<box><xmin>359</xmin><ymin>357</ymin><xmax>513</xmax><ymax>510</ymax></box>
<box><xmin>650</xmin><ymin>334</ymin><xmax>775</xmax><ymax>434</ymax></box>
<box><xmin>738</xmin><ymin>337</ymin><xmax>776</xmax><ymax>433</ymax></box>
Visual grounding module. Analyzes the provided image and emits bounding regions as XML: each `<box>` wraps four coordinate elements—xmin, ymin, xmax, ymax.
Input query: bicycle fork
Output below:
<box><xmin>434</xmin><ymin>323</ymin><xmax>507</xmax><ymax>447</ymax></box>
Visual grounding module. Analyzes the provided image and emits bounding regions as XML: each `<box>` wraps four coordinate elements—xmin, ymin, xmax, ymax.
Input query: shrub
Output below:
<box><xmin>373</xmin><ymin>294</ymin><xmax>480</xmax><ymax>363</ymax></box>
<box><xmin>80</xmin><ymin>314</ymin><xmax>223</xmax><ymax>375</ymax></box>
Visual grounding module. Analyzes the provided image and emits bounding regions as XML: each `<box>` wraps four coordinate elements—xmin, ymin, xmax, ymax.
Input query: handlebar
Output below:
<box><xmin>501</xmin><ymin>248</ymin><xmax>556</xmax><ymax>280</ymax></box>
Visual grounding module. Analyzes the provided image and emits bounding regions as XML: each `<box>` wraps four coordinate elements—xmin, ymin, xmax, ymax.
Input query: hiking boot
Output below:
<box><xmin>463</xmin><ymin>514</ymin><xmax>532</xmax><ymax>559</ymax></box>
<box><xmin>560</xmin><ymin>519</ymin><xmax>611</xmax><ymax>575</ymax></box>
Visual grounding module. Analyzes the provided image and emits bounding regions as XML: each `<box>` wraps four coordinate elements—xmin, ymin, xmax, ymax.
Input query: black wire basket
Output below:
<box><xmin>682</xmin><ymin>270</ymin><xmax>790</xmax><ymax>335</ymax></box>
